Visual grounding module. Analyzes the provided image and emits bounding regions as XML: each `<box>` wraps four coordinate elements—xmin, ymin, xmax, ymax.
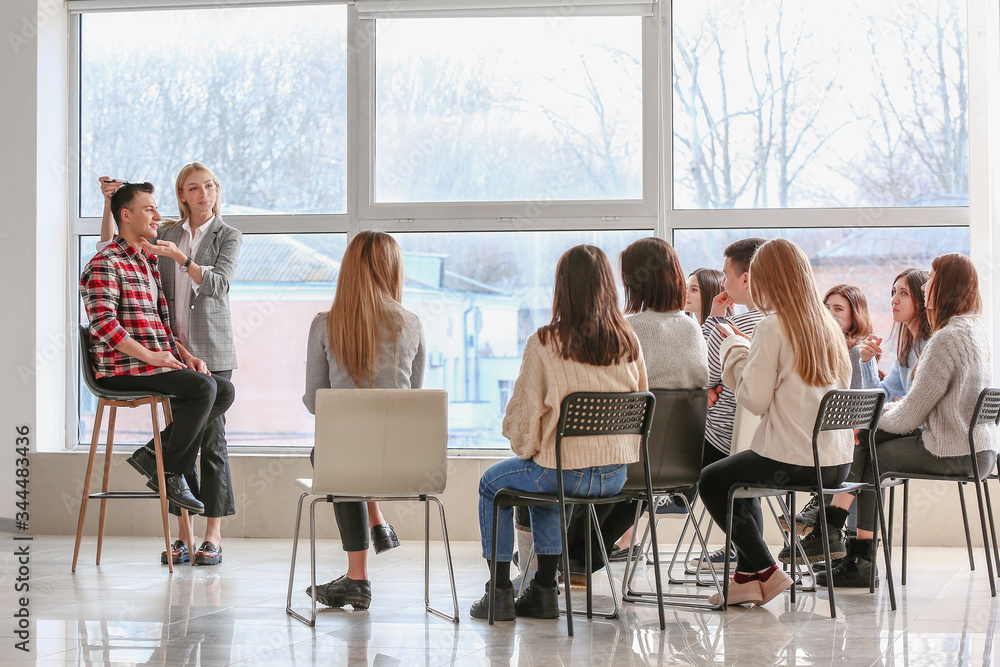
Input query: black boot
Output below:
<box><xmin>515</xmin><ymin>578</ymin><xmax>560</xmax><ymax>619</ymax></box>
<box><xmin>817</xmin><ymin>538</ymin><xmax>877</xmax><ymax>588</ymax></box>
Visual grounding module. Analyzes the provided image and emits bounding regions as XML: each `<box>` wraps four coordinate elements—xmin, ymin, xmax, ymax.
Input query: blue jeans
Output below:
<box><xmin>479</xmin><ymin>457</ymin><xmax>627</xmax><ymax>560</ymax></box>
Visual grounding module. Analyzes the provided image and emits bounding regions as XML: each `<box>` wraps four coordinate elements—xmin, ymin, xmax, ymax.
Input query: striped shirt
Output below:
<box><xmin>80</xmin><ymin>236</ymin><xmax>179</xmax><ymax>378</ymax></box>
<box><xmin>702</xmin><ymin>308</ymin><xmax>765</xmax><ymax>454</ymax></box>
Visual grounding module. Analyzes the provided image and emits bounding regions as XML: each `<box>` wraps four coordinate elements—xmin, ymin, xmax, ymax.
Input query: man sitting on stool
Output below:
<box><xmin>80</xmin><ymin>182</ymin><xmax>235</xmax><ymax>516</ymax></box>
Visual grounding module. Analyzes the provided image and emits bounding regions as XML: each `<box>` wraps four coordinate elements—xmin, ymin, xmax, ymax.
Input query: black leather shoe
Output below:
<box><xmin>160</xmin><ymin>540</ymin><xmax>190</xmax><ymax>565</ymax></box>
<box><xmin>147</xmin><ymin>474</ymin><xmax>204</xmax><ymax>514</ymax></box>
<box><xmin>371</xmin><ymin>524</ymin><xmax>400</xmax><ymax>554</ymax></box>
<box><xmin>306</xmin><ymin>574</ymin><xmax>372</xmax><ymax>610</ymax></box>
<box><xmin>127</xmin><ymin>446</ymin><xmax>157</xmax><ymax>478</ymax></box>
<box><xmin>470</xmin><ymin>583</ymin><xmax>515</xmax><ymax>621</ymax></box>
<box><xmin>515</xmin><ymin>580</ymin><xmax>560</xmax><ymax>619</ymax></box>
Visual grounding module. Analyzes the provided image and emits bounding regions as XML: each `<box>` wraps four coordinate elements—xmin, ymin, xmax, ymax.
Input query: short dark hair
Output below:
<box><xmin>110</xmin><ymin>182</ymin><xmax>155</xmax><ymax>227</ymax></box>
<box><xmin>620</xmin><ymin>237</ymin><xmax>686</xmax><ymax>314</ymax></box>
<box><xmin>724</xmin><ymin>237</ymin><xmax>766</xmax><ymax>276</ymax></box>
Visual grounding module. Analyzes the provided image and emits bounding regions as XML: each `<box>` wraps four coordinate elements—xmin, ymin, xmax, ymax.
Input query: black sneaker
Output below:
<box><xmin>515</xmin><ymin>580</ymin><xmax>560</xmax><ymax>619</ymax></box>
<box><xmin>817</xmin><ymin>539</ymin><xmax>877</xmax><ymax>588</ymax></box>
<box><xmin>778</xmin><ymin>495</ymin><xmax>822</xmax><ymax>536</ymax></box>
<box><xmin>470</xmin><ymin>583</ymin><xmax>515</xmax><ymax>621</ymax></box>
<box><xmin>307</xmin><ymin>574</ymin><xmax>372</xmax><ymax>610</ymax></box>
<box><xmin>778</xmin><ymin>527</ymin><xmax>847</xmax><ymax>564</ymax></box>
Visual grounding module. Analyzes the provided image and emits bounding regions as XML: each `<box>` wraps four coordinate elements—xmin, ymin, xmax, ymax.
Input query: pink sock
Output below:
<box><xmin>756</xmin><ymin>564</ymin><xmax>779</xmax><ymax>582</ymax></box>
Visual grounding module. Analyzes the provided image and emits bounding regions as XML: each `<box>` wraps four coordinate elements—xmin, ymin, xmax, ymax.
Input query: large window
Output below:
<box><xmin>672</xmin><ymin>0</ymin><xmax>968</xmax><ymax>209</ymax></box>
<box><xmin>393</xmin><ymin>230</ymin><xmax>649</xmax><ymax>448</ymax></box>
<box><xmin>78</xmin><ymin>5</ymin><xmax>348</xmax><ymax>217</ymax></box>
<box><xmin>375</xmin><ymin>16</ymin><xmax>643</xmax><ymax>203</ymax></box>
<box><xmin>78</xmin><ymin>234</ymin><xmax>347</xmax><ymax>449</ymax></box>
<box><xmin>69</xmin><ymin>1</ymin><xmax>976</xmax><ymax>453</ymax></box>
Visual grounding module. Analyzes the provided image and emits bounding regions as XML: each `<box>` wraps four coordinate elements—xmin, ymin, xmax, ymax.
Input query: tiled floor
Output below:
<box><xmin>1</xmin><ymin>535</ymin><xmax>997</xmax><ymax>665</ymax></box>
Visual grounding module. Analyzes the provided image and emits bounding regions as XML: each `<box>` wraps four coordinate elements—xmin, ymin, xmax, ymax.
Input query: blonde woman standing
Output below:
<box><xmin>97</xmin><ymin>163</ymin><xmax>241</xmax><ymax>567</ymax></box>
<box><xmin>302</xmin><ymin>231</ymin><xmax>425</xmax><ymax>610</ymax></box>
<box><xmin>698</xmin><ymin>239</ymin><xmax>853</xmax><ymax>607</ymax></box>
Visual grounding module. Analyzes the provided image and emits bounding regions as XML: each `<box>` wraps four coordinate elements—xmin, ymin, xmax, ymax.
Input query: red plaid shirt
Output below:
<box><xmin>80</xmin><ymin>236</ymin><xmax>180</xmax><ymax>378</ymax></box>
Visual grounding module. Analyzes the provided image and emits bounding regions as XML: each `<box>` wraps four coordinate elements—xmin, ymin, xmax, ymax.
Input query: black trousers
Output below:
<box><xmin>309</xmin><ymin>448</ymin><xmax>369</xmax><ymax>552</ymax></box>
<box><xmin>699</xmin><ymin>450</ymin><xmax>850</xmax><ymax>572</ymax></box>
<box><xmin>97</xmin><ymin>369</ymin><xmax>235</xmax><ymax>478</ymax></box>
<box><xmin>166</xmin><ymin>370</ymin><xmax>236</xmax><ymax>518</ymax></box>
<box><xmin>565</xmin><ymin>439</ymin><xmax>729</xmax><ymax>570</ymax></box>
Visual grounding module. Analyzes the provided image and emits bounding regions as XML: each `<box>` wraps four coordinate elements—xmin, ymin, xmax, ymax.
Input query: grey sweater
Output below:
<box><xmin>627</xmin><ymin>310</ymin><xmax>709</xmax><ymax>389</ymax></box>
<box><xmin>879</xmin><ymin>315</ymin><xmax>998</xmax><ymax>457</ymax></box>
<box><xmin>302</xmin><ymin>303</ymin><xmax>426</xmax><ymax>415</ymax></box>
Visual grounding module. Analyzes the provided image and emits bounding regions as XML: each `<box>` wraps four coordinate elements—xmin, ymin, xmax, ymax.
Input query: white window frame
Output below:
<box><xmin>66</xmin><ymin>0</ymin><xmax>995</xmax><ymax>454</ymax></box>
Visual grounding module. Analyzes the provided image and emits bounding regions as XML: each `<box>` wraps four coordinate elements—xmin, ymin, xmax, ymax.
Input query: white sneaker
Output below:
<box><xmin>686</xmin><ymin>547</ymin><xmax>737</xmax><ymax>574</ymax></box>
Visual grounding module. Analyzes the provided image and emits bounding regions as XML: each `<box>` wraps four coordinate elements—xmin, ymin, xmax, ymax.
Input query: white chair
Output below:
<box><xmin>285</xmin><ymin>388</ymin><xmax>459</xmax><ymax>626</ymax></box>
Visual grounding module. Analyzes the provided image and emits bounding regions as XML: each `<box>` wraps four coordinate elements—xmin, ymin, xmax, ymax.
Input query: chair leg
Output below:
<box><xmin>622</xmin><ymin>500</ymin><xmax>646</xmax><ymax>595</ymax></box>
<box><xmin>814</xmin><ymin>493</ymin><xmax>837</xmax><ymax>618</ymax></box>
<box><xmin>887</xmin><ymin>485</ymin><xmax>895</xmax><ymax>553</ymax></box>
<box><xmin>585</xmin><ymin>502</ymin><xmax>593</xmax><ymax>619</ymax></box>
<box><xmin>96</xmin><ymin>405</ymin><xmax>119</xmax><ymax>566</ymax></box>
<box><xmin>984</xmin><ymin>481</ymin><xmax>1000</xmax><ymax>572</ymax></box>
<box><xmin>72</xmin><ymin>399</ymin><xmax>105</xmax><ymax>573</ymax></box>
<box><xmin>558</xmin><ymin>501</ymin><xmax>575</xmax><ymax>636</ymax></box>
<box><xmin>902</xmin><ymin>480</ymin><xmax>909</xmax><ymax>586</ymax></box>
<box><xmin>788</xmin><ymin>493</ymin><xmax>797</xmax><ymax>605</ymax></box>
<box><xmin>723</xmin><ymin>492</ymin><xmax>736</xmax><ymax>611</ymax></box>
<box><xmin>874</xmin><ymin>483</ymin><xmax>897</xmax><ymax>611</ymax></box>
<box><xmin>643</xmin><ymin>494</ymin><xmax>666</xmax><ymax>629</ymax></box>
<box><xmin>150</xmin><ymin>402</ymin><xmax>173</xmax><ymax>574</ymax></box>
<box><xmin>285</xmin><ymin>493</ymin><xmax>312</xmax><ymax>626</ymax></box>
<box><xmin>958</xmin><ymin>482</ymin><xmax>976</xmax><ymax>571</ymax></box>
<box><xmin>972</xmin><ymin>477</ymin><xmax>997</xmax><ymax>598</ymax></box>
<box><xmin>425</xmin><ymin>496</ymin><xmax>460</xmax><ymax>623</ymax></box>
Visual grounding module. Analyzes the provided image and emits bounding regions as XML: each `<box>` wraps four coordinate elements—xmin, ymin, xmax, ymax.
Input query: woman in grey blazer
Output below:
<box><xmin>98</xmin><ymin>162</ymin><xmax>242</xmax><ymax>566</ymax></box>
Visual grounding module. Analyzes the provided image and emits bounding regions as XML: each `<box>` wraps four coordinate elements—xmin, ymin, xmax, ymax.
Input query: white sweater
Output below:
<box><xmin>879</xmin><ymin>314</ymin><xmax>998</xmax><ymax>457</ymax></box>
<box><xmin>627</xmin><ymin>310</ymin><xmax>709</xmax><ymax>389</ymax></box>
<box><xmin>502</xmin><ymin>332</ymin><xmax>649</xmax><ymax>470</ymax></box>
<box><xmin>720</xmin><ymin>314</ymin><xmax>853</xmax><ymax>468</ymax></box>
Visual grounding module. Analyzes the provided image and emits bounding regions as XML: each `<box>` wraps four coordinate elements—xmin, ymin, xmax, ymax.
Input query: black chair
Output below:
<box><xmin>721</xmin><ymin>389</ymin><xmax>895</xmax><ymax>618</ymax></box>
<box><xmin>489</xmin><ymin>391</ymin><xmax>660</xmax><ymax>636</ymax></box>
<box><xmin>877</xmin><ymin>387</ymin><xmax>1000</xmax><ymax>597</ymax></box>
<box><xmin>73</xmin><ymin>325</ymin><xmax>189</xmax><ymax>573</ymax></box>
<box><xmin>618</xmin><ymin>388</ymin><xmax>727</xmax><ymax>610</ymax></box>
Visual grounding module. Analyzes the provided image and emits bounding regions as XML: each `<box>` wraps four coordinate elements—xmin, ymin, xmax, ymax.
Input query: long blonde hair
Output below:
<box><xmin>165</xmin><ymin>161</ymin><xmax>222</xmax><ymax>228</ymax></box>
<box><xmin>749</xmin><ymin>239</ymin><xmax>850</xmax><ymax>387</ymax></box>
<box><xmin>328</xmin><ymin>231</ymin><xmax>405</xmax><ymax>387</ymax></box>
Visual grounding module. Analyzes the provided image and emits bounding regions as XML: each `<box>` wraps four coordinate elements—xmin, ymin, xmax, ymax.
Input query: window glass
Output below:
<box><xmin>375</xmin><ymin>17</ymin><xmax>643</xmax><ymax>202</ymax></box>
<box><xmin>672</xmin><ymin>226</ymin><xmax>970</xmax><ymax>368</ymax></box>
<box><xmin>672</xmin><ymin>0</ymin><xmax>968</xmax><ymax>208</ymax></box>
<box><xmin>79</xmin><ymin>6</ymin><xmax>348</xmax><ymax>217</ymax></box>
<box><xmin>393</xmin><ymin>230</ymin><xmax>649</xmax><ymax>448</ymax></box>
<box><xmin>78</xmin><ymin>234</ymin><xmax>347</xmax><ymax>448</ymax></box>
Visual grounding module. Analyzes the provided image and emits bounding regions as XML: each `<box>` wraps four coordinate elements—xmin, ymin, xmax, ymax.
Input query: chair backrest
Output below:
<box><xmin>555</xmin><ymin>391</ymin><xmax>655</xmax><ymax>475</ymax></box>
<box><xmin>312</xmin><ymin>388</ymin><xmax>449</xmax><ymax>496</ymax></box>
<box><xmin>78</xmin><ymin>324</ymin><xmax>103</xmax><ymax>398</ymax></box>
<box><xmin>813</xmin><ymin>389</ymin><xmax>886</xmax><ymax>434</ymax></box>
<box><xmin>969</xmin><ymin>387</ymin><xmax>1000</xmax><ymax>454</ymax></box>
<box><xmin>624</xmin><ymin>387</ymin><xmax>708</xmax><ymax>492</ymax></box>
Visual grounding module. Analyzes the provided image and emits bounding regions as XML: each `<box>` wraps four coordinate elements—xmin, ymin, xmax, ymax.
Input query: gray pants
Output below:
<box><xmin>850</xmin><ymin>433</ymin><xmax>997</xmax><ymax>532</ymax></box>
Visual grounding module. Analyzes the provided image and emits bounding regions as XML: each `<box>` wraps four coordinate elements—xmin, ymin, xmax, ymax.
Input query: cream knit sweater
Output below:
<box><xmin>879</xmin><ymin>314</ymin><xmax>999</xmax><ymax>457</ymax></box>
<box><xmin>502</xmin><ymin>332</ymin><xmax>649</xmax><ymax>470</ymax></box>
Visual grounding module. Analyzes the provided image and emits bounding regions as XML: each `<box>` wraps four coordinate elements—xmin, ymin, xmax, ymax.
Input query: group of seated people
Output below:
<box><xmin>82</xmin><ymin>171</ymin><xmax>999</xmax><ymax>620</ymax></box>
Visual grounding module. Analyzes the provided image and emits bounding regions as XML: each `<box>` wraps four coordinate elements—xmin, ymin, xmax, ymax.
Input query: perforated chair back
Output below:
<box><xmin>624</xmin><ymin>388</ymin><xmax>707</xmax><ymax>492</ymax></box>
<box><xmin>972</xmin><ymin>388</ymin><xmax>1000</xmax><ymax>427</ymax></box>
<box><xmin>311</xmin><ymin>388</ymin><xmax>448</xmax><ymax>496</ymax></box>
<box><xmin>557</xmin><ymin>392</ymin><xmax>652</xmax><ymax>439</ymax></box>
<box><xmin>813</xmin><ymin>389</ymin><xmax>886</xmax><ymax>434</ymax></box>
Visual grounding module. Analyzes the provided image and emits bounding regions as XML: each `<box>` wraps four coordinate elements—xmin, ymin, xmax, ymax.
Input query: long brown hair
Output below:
<box><xmin>892</xmin><ymin>268</ymin><xmax>931</xmax><ymax>363</ymax></box>
<box><xmin>690</xmin><ymin>267</ymin><xmax>729</xmax><ymax>324</ymax></box>
<box><xmin>327</xmin><ymin>231</ymin><xmax>405</xmax><ymax>387</ymax></box>
<box><xmin>620</xmin><ymin>237</ymin><xmax>686</xmax><ymax>314</ymax></box>
<box><xmin>538</xmin><ymin>245</ymin><xmax>640</xmax><ymax>366</ymax></box>
<box><xmin>927</xmin><ymin>253</ymin><xmax>981</xmax><ymax>331</ymax></box>
<box><xmin>749</xmin><ymin>239</ymin><xmax>850</xmax><ymax>387</ymax></box>
<box><xmin>824</xmin><ymin>284</ymin><xmax>875</xmax><ymax>348</ymax></box>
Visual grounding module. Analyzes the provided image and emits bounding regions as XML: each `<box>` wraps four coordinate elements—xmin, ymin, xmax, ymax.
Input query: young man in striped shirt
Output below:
<box><xmin>80</xmin><ymin>182</ymin><xmax>234</xmax><ymax>516</ymax></box>
<box><xmin>688</xmin><ymin>237</ymin><xmax>766</xmax><ymax>573</ymax></box>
